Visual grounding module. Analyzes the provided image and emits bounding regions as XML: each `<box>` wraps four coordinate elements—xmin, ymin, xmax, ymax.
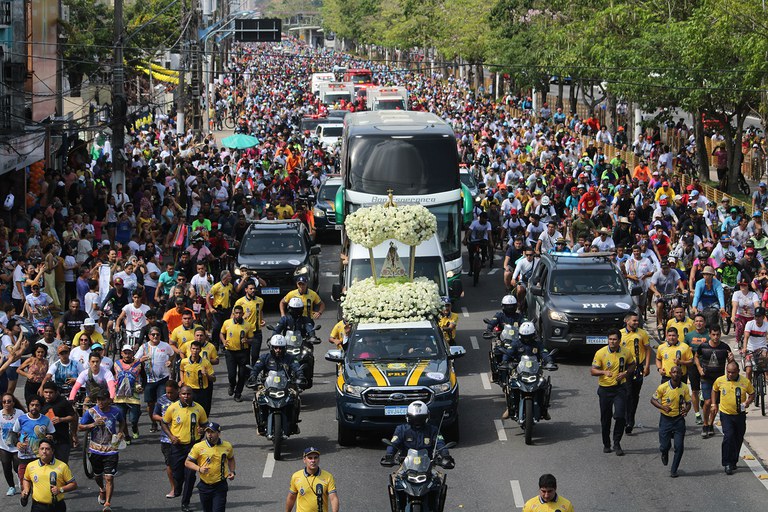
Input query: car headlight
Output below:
<box><xmin>430</xmin><ymin>382</ymin><xmax>452</xmax><ymax>394</ymax></box>
<box><xmin>549</xmin><ymin>310</ymin><xmax>568</xmax><ymax>322</ymax></box>
<box><xmin>342</xmin><ymin>384</ymin><xmax>366</xmax><ymax>397</ymax></box>
<box><xmin>313</xmin><ymin>207</ymin><xmax>326</xmax><ymax>218</ymax></box>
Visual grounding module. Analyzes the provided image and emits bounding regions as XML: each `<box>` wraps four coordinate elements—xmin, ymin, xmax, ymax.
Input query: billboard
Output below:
<box><xmin>234</xmin><ymin>18</ymin><xmax>281</xmax><ymax>42</ymax></box>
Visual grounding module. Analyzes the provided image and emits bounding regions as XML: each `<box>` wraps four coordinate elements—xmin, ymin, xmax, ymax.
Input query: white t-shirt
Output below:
<box><xmin>732</xmin><ymin>290</ymin><xmax>759</xmax><ymax>319</ymax></box>
<box><xmin>468</xmin><ymin>219</ymin><xmax>492</xmax><ymax>242</ymax></box>
<box><xmin>69</xmin><ymin>346</ymin><xmax>92</xmax><ymax>368</ymax></box>
<box><xmin>592</xmin><ymin>236</ymin><xmax>616</xmax><ymax>252</ymax></box>
<box><xmin>114</xmin><ymin>271</ymin><xmax>139</xmax><ymax>292</ymax></box>
<box><xmin>0</xmin><ymin>409</ymin><xmax>23</xmax><ymax>452</ymax></box>
<box><xmin>84</xmin><ymin>291</ymin><xmax>101</xmax><ymax>321</ymax></box>
<box><xmin>1</xmin><ymin>334</ymin><xmax>20</xmax><ymax>368</ymax></box>
<box><xmin>122</xmin><ymin>303</ymin><xmax>150</xmax><ymax>332</ymax></box>
<box><xmin>11</xmin><ymin>265</ymin><xmax>24</xmax><ymax>300</ymax></box>
<box><xmin>143</xmin><ymin>262</ymin><xmax>161</xmax><ymax>288</ymax></box>
<box><xmin>190</xmin><ymin>273</ymin><xmax>213</xmax><ymax>298</ymax></box>
<box><xmin>744</xmin><ymin>318</ymin><xmax>768</xmax><ymax>352</ymax></box>
<box><xmin>75</xmin><ymin>365</ymin><xmax>115</xmax><ymax>388</ymax></box>
<box><xmin>135</xmin><ymin>341</ymin><xmax>174</xmax><ymax>382</ymax></box>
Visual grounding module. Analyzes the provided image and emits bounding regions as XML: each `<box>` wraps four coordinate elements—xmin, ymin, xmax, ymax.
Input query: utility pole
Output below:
<box><xmin>111</xmin><ymin>0</ymin><xmax>126</xmax><ymax>192</ymax></box>
<box><xmin>189</xmin><ymin>0</ymin><xmax>202</xmax><ymax>136</ymax></box>
<box><xmin>176</xmin><ymin>1</ymin><xmax>188</xmax><ymax>136</ymax></box>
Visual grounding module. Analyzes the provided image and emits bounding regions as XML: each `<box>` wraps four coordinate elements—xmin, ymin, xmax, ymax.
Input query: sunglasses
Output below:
<box><xmin>150</xmin><ymin>332</ymin><xmax>160</xmax><ymax>336</ymax></box>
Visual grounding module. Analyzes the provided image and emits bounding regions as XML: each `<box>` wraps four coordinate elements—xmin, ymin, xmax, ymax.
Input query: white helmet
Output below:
<box><xmin>269</xmin><ymin>334</ymin><xmax>288</xmax><ymax>348</ymax></box>
<box><xmin>519</xmin><ymin>321</ymin><xmax>536</xmax><ymax>344</ymax></box>
<box><xmin>541</xmin><ymin>196</ymin><xmax>551</xmax><ymax>206</ymax></box>
<box><xmin>288</xmin><ymin>297</ymin><xmax>304</xmax><ymax>317</ymax></box>
<box><xmin>501</xmin><ymin>295</ymin><xmax>517</xmax><ymax>306</ymax></box>
<box><xmin>406</xmin><ymin>400</ymin><xmax>429</xmax><ymax>428</ymax></box>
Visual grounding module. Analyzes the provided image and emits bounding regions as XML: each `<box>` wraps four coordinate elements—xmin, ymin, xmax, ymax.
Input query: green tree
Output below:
<box><xmin>124</xmin><ymin>0</ymin><xmax>183</xmax><ymax>61</ymax></box>
<box><xmin>61</xmin><ymin>0</ymin><xmax>113</xmax><ymax>97</ymax></box>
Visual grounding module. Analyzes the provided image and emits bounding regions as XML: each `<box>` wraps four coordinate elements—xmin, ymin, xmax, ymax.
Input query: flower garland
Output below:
<box><xmin>344</xmin><ymin>204</ymin><xmax>437</xmax><ymax>249</ymax></box>
<box><xmin>341</xmin><ymin>277</ymin><xmax>442</xmax><ymax>323</ymax></box>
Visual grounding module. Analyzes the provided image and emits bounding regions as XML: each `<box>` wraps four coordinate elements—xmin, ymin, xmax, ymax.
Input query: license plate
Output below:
<box><xmin>384</xmin><ymin>406</ymin><xmax>408</xmax><ymax>416</ymax></box>
<box><xmin>261</xmin><ymin>287</ymin><xmax>281</xmax><ymax>295</ymax></box>
<box><xmin>334</xmin><ymin>224</ymin><xmax>343</xmax><ymax>231</ymax></box>
<box><xmin>586</xmin><ymin>336</ymin><xmax>608</xmax><ymax>345</ymax></box>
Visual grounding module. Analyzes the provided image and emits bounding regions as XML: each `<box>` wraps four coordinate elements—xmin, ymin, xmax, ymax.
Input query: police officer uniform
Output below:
<box><xmin>186</xmin><ymin>422</ymin><xmax>234</xmax><ymax>512</ymax></box>
<box><xmin>592</xmin><ymin>344</ymin><xmax>635</xmax><ymax>453</ymax></box>
<box><xmin>162</xmin><ymin>398</ymin><xmax>207</xmax><ymax>509</ymax></box>
<box><xmin>713</xmin><ymin>372</ymin><xmax>755</xmax><ymax>474</ymax></box>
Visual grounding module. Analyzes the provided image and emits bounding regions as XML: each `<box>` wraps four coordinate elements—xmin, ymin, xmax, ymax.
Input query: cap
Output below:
<box><xmin>619</xmin><ymin>217</ymin><xmax>630</xmax><ymax>224</ymax></box>
<box><xmin>722</xmin><ymin>197</ymin><xmax>731</xmax><ymax>202</ymax></box>
<box><xmin>662</xmin><ymin>181</ymin><xmax>669</xmax><ymax>187</ymax></box>
<box><xmin>296</xmin><ymin>275</ymin><xmax>308</xmax><ymax>283</ymax></box>
<box><xmin>57</xmin><ymin>345</ymin><xmax>70</xmax><ymax>354</ymax></box>
<box><xmin>114</xmin><ymin>277</ymin><xmax>124</xmax><ymax>285</ymax></box>
<box><xmin>555</xmin><ymin>237</ymin><xmax>567</xmax><ymax>244</ymax></box>
<box><xmin>303</xmin><ymin>446</ymin><xmax>320</xmax><ymax>457</ymax></box>
<box><xmin>83</xmin><ymin>318</ymin><xmax>96</xmax><ymax>327</ymax></box>
<box><xmin>599</xmin><ymin>227</ymin><xmax>611</xmax><ymax>234</ymax></box>
<box><xmin>702</xmin><ymin>266</ymin><xmax>716</xmax><ymax>275</ymax></box>
<box><xmin>696</xmin><ymin>207</ymin><xmax>704</xmax><ymax>214</ymax></box>
<box><xmin>756</xmin><ymin>306</ymin><xmax>767</xmax><ymax>317</ymax></box>
<box><xmin>653</xmin><ymin>220</ymin><xmax>663</xmax><ymax>227</ymax></box>
<box><xmin>760</xmin><ymin>182</ymin><xmax>767</xmax><ymax>188</ymax></box>
<box><xmin>102</xmin><ymin>240</ymin><xmax>111</xmax><ymax>246</ymax></box>
<box><xmin>746</xmin><ymin>247</ymin><xmax>757</xmax><ymax>255</ymax></box>
<box><xmin>175</xmin><ymin>297</ymin><xmax>186</xmax><ymax>304</ymax></box>
<box><xmin>729</xmin><ymin>207</ymin><xmax>740</xmax><ymax>214</ymax></box>
<box><xmin>204</xmin><ymin>421</ymin><xmax>222</xmax><ymax>432</ymax></box>
<box><xmin>754</xmin><ymin>211</ymin><xmax>762</xmax><ymax>217</ymax></box>
<box><xmin>121</xmin><ymin>344</ymin><xmax>134</xmax><ymax>353</ymax></box>
<box><xmin>91</xmin><ymin>343</ymin><xmax>104</xmax><ymax>350</ymax></box>
<box><xmin>661</xmin><ymin>259</ymin><xmax>670</xmax><ymax>267</ymax></box>
<box><xmin>510</xmin><ymin>208</ymin><xmax>518</xmax><ymax>215</ymax></box>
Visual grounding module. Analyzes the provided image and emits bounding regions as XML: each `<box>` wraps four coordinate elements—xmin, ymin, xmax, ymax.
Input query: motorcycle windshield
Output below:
<box><xmin>284</xmin><ymin>331</ymin><xmax>303</xmax><ymax>348</ymax></box>
<box><xmin>402</xmin><ymin>449</ymin><xmax>431</xmax><ymax>473</ymax></box>
<box><xmin>517</xmin><ymin>355</ymin><xmax>540</xmax><ymax>376</ymax></box>
<box><xmin>264</xmin><ymin>370</ymin><xmax>290</xmax><ymax>390</ymax></box>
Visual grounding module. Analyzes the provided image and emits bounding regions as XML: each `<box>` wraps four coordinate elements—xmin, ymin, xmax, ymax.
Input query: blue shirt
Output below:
<box><xmin>12</xmin><ymin>414</ymin><xmax>55</xmax><ymax>460</ymax></box>
<box><xmin>153</xmin><ymin>394</ymin><xmax>174</xmax><ymax>444</ymax></box>
<box><xmin>692</xmin><ymin>278</ymin><xmax>725</xmax><ymax>309</ymax></box>
<box><xmin>80</xmin><ymin>405</ymin><xmax>124</xmax><ymax>455</ymax></box>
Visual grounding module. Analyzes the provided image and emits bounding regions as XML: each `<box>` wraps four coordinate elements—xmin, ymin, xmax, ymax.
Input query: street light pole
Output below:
<box><xmin>112</xmin><ymin>0</ymin><xmax>126</xmax><ymax>193</ymax></box>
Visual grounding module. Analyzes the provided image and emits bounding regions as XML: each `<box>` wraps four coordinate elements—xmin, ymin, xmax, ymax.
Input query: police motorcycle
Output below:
<box><xmin>499</xmin><ymin>322</ymin><xmax>558</xmax><ymax>445</ymax></box>
<box><xmin>380</xmin><ymin>406</ymin><xmax>456</xmax><ymax>512</ymax></box>
<box><xmin>483</xmin><ymin>322</ymin><xmax>517</xmax><ymax>385</ymax></box>
<box><xmin>246</xmin><ymin>336</ymin><xmax>304</xmax><ymax>461</ymax></box>
<box><xmin>267</xmin><ymin>297</ymin><xmax>322</xmax><ymax>389</ymax></box>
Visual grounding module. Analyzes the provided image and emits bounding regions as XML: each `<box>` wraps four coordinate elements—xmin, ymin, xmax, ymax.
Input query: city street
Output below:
<box><xmin>34</xmin><ymin>240</ymin><xmax>768</xmax><ymax>512</ymax></box>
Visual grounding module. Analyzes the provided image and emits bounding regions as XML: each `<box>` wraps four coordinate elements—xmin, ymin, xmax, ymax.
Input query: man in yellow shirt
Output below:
<box><xmin>170</xmin><ymin>311</ymin><xmax>199</xmax><ymax>355</ymax></box>
<box><xmin>651</xmin><ymin>365</ymin><xmax>691</xmax><ymax>477</ymax></box>
<box><xmin>234</xmin><ymin>281</ymin><xmax>265</xmax><ymax>364</ymax></box>
<box><xmin>220</xmin><ymin>305</ymin><xmax>254</xmax><ymax>402</ymax></box>
<box><xmin>328</xmin><ymin>319</ymin><xmax>351</xmax><ymax>349</ymax></box>
<box><xmin>179</xmin><ymin>327</ymin><xmax>219</xmax><ymax>365</ymax></box>
<box><xmin>591</xmin><ymin>328</ymin><xmax>635</xmax><ymax>455</ymax></box>
<box><xmin>207</xmin><ymin>271</ymin><xmax>234</xmax><ymax>350</ymax></box>
<box><xmin>620</xmin><ymin>312</ymin><xmax>651</xmax><ymax>435</ymax></box>
<box><xmin>713</xmin><ymin>362</ymin><xmax>755</xmax><ymax>474</ymax></box>
<box><xmin>280</xmin><ymin>276</ymin><xmax>324</xmax><ymax>319</ymax></box>
<box><xmin>20</xmin><ymin>438</ymin><xmax>77</xmax><ymax>510</ymax></box>
<box><xmin>185</xmin><ymin>422</ymin><xmax>235</xmax><ymax>512</ymax></box>
<box><xmin>162</xmin><ymin>386</ymin><xmax>207</xmax><ymax>511</ymax></box>
<box><xmin>286</xmin><ymin>447</ymin><xmax>339</xmax><ymax>512</ymax></box>
<box><xmin>522</xmin><ymin>473</ymin><xmax>573</xmax><ymax>512</ymax></box>
<box><xmin>656</xmin><ymin>327</ymin><xmax>694</xmax><ymax>382</ymax></box>
<box><xmin>666</xmin><ymin>305</ymin><xmax>694</xmax><ymax>343</ymax></box>
<box><xmin>274</xmin><ymin>195</ymin><xmax>295</xmax><ymax>220</ymax></box>
<box><xmin>180</xmin><ymin>341</ymin><xmax>216</xmax><ymax>415</ymax></box>
<box><xmin>437</xmin><ymin>300</ymin><xmax>459</xmax><ymax>345</ymax></box>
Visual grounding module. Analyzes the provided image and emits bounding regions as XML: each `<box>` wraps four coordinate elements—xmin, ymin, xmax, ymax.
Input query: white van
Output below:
<box><xmin>331</xmin><ymin>234</ymin><xmax>449</xmax><ymax>301</ymax></box>
<box><xmin>311</xmin><ymin>73</ymin><xmax>336</xmax><ymax>95</ymax></box>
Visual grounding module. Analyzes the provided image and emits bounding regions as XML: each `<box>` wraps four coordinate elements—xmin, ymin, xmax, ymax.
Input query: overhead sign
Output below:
<box><xmin>234</xmin><ymin>18</ymin><xmax>281</xmax><ymax>42</ymax></box>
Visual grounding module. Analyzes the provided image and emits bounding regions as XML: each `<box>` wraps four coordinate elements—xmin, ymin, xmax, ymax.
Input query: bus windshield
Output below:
<box><xmin>347</xmin><ymin>135</ymin><xmax>459</xmax><ymax>195</ymax></box>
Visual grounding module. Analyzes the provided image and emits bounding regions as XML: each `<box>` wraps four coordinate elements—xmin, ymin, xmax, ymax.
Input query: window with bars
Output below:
<box><xmin>0</xmin><ymin>95</ymin><xmax>11</xmax><ymax>130</ymax></box>
<box><xmin>0</xmin><ymin>2</ymin><xmax>11</xmax><ymax>26</ymax></box>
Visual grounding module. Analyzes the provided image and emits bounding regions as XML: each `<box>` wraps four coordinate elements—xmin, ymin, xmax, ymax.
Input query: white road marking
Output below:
<box><xmin>461</xmin><ymin>306</ymin><xmax>469</xmax><ymax>318</ymax></box>
<box><xmin>510</xmin><ymin>480</ymin><xmax>524</xmax><ymax>508</ymax></box>
<box><xmin>488</xmin><ymin>268</ymin><xmax>499</xmax><ymax>275</ymax></box>
<box><xmin>323</xmin><ymin>272</ymin><xmax>338</xmax><ymax>277</ymax></box>
<box><xmin>480</xmin><ymin>372</ymin><xmax>492</xmax><ymax>390</ymax></box>
<box><xmin>262</xmin><ymin>453</ymin><xmax>275</xmax><ymax>478</ymax></box>
<box><xmin>494</xmin><ymin>419</ymin><xmax>508</xmax><ymax>442</ymax></box>
<box><xmin>470</xmin><ymin>336</ymin><xmax>479</xmax><ymax>350</ymax></box>
<box><xmin>710</xmin><ymin>423</ymin><xmax>768</xmax><ymax>489</ymax></box>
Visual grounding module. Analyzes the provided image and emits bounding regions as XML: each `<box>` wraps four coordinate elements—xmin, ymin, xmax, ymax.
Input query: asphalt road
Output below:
<box><xmin>20</xmin><ymin>236</ymin><xmax>768</xmax><ymax>511</ymax></box>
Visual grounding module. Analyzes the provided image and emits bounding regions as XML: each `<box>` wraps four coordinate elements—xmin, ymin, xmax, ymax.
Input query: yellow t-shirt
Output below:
<box><xmin>592</xmin><ymin>345</ymin><xmax>635</xmax><ymax>386</ymax></box>
<box><xmin>713</xmin><ymin>375</ymin><xmax>755</xmax><ymax>415</ymax></box>
<box><xmin>653</xmin><ymin>381</ymin><xmax>692</xmax><ymax>417</ymax></box>
<box><xmin>656</xmin><ymin>342</ymin><xmax>694</xmax><ymax>377</ymax></box>
<box><xmin>620</xmin><ymin>327</ymin><xmax>650</xmax><ymax>368</ymax></box>
<box><xmin>666</xmin><ymin>318</ymin><xmax>695</xmax><ymax>342</ymax></box>
<box><xmin>329</xmin><ymin>320</ymin><xmax>345</xmax><ymax>342</ymax></box>
<box><xmin>438</xmin><ymin>312</ymin><xmax>459</xmax><ymax>342</ymax></box>
<box><xmin>170</xmin><ymin>325</ymin><xmax>198</xmax><ymax>348</ymax></box>
<box><xmin>275</xmin><ymin>204</ymin><xmax>294</xmax><ymax>219</ymax></box>
<box><xmin>288</xmin><ymin>468</ymin><xmax>337</xmax><ymax>512</ymax></box>
<box><xmin>23</xmin><ymin>458</ymin><xmax>75</xmax><ymax>505</ymax></box>
<box><xmin>179</xmin><ymin>341</ymin><xmax>219</xmax><ymax>363</ymax></box>
<box><xmin>221</xmin><ymin>319</ymin><xmax>255</xmax><ymax>351</ymax></box>
<box><xmin>282</xmin><ymin>289</ymin><xmax>321</xmax><ymax>317</ymax></box>
<box><xmin>234</xmin><ymin>295</ymin><xmax>264</xmax><ymax>328</ymax></box>
<box><xmin>180</xmin><ymin>357</ymin><xmax>215</xmax><ymax>389</ymax></box>
<box><xmin>163</xmin><ymin>401</ymin><xmax>208</xmax><ymax>444</ymax></box>
<box><xmin>522</xmin><ymin>495</ymin><xmax>575</xmax><ymax>512</ymax></box>
<box><xmin>71</xmin><ymin>330</ymin><xmax>106</xmax><ymax>347</ymax></box>
<box><xmin>209</xmin><ymin>282</ymin><xmax>234</xmax><ymax>309</ymax></box>
<box><xmin>187</xmin><ymin>438</ymin><xmax>234</xmax><ymax>485</ymax></box>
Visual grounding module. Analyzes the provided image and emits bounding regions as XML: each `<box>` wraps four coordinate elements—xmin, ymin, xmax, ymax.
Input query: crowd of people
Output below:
<box><xmin>0</xmin><ymin>34</ymin><xmax>763</xmax><ymax>511</ymax></box>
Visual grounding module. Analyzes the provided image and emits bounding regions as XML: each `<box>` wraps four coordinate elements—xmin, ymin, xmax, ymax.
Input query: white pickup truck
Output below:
<box><xmin>366</xmin><ymin>86</ymin><xmax>408</xmax><ymax>111</ymax></box>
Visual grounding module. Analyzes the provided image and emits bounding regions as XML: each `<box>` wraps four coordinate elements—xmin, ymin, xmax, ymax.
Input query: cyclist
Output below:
<box><xmin>743</xmin><ymin>307</ymin><xmax>768</xmax><ymax>383</ymax></box>
<box><xmin>511</xmin><ymin>250</ymin><xmax>537</xmax><ymax>313</ymax></box>
<box><xmin>116</xmin><ymin>290</ymin><xmax>150</xmax><ymax>349</ymax></box>
<box><xmin>465</xmin><ymin>211</ymin><xmax>493</xmax><ymax>275</ymax></box>
<box><xmin>437</xmin><ymin>299</ymin><xmax>459</xmax><ymax>345</ymax></box>
<box><xmin>732</xmin><ymin>278</ymin><xmax>760</xmax><ymax>349</ymax></box>
<box><xmin>692</xmin><ymin>266</ymin><xmax>726</xmax><ymax>330</ymax></box>
<box><xmin>649</xmin><ymin>258</ymin><xmax>685</xmax><ymax>332</ymax></box>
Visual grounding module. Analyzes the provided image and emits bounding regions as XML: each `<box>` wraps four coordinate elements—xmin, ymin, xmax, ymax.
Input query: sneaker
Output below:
<box><xmin>725</xmin><ymin>465</ymin><xmax>734</xmax><ymax>475</ymax></box>
<box><xmin>234</xmin><ymin>394</ymin><xmax>243</xmax><ymax>402</ymax></box>
<box><xmin>542</xmin><ymin>410</ymin><xmax>551</xmax><ymax>421</ymax></box>
<box><xmin>648</xmin><ymin>306</ymin><xmax>655</xmax><ymax>315</ymax></box>
<box><xmin>501</xmin><ymin>408</ymin><xmax>509</xmax><ymax>420</ymax></box>
<box><xmin>670</xmin><ymin>470</ymin><xmax>679</xmax><ymax>478</ymax></box>
<box><xmin>661</xmin><ymin>451</ymin><xmax>669</xmax><ymax>466</ymax></box>
<box><xmin>125</xmin><ymin>437</ymin><xmax>131</xmax><ymax>446</ymax></box>
<box><xmin>701</xmin><ymin>426</ymin><xmax>708</xmax><ymax>438</ymax></box>
<box><xmin>228</xmin><ymin>386</ymin><xmax>234</xmax><ymax>397</ymax></box>
<box><xmin>695</xmin><ymin>412</ymin><xmax>703</xmax><ymax>425</ymax></box>
<box><xmin>132</xmin><ymin>431</ymin><xmax>139</xmax><ymax>440</ymax></box>
<box><xmin>625</xmin><ymin>426</ymin><xmax>634</xmax><ymax>435</ymax></box>
<box><xmin>603</xmin><ymin>446</ymin><xmax>613</xmax><ymax>454</ymax></box>
<box><xmin>709</xmin><ymin>425</ymin><xmax>716</xmax><ymax>437</ymax></box>
<box><xmin>6</xmin><ymin>487</ymin><xmax>16</xmax><ymax>496</ymax></box>
<box><xmin>613</xmin><ymin>444</ymin><xmax>625</xmax><ymax>456</ymax></box>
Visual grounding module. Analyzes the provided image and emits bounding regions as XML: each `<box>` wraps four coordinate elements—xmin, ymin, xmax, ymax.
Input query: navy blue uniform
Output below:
<box><xmin>274</xmin><ymin>315</ymin><xmax>315</xmax><ymax>338</ymax></box>
<box><xmin>485</xmin><ymin>311</ymin><xmax>522</xmax><ymax>331</ymax></box>
<box><xmin>249</xmin><ymin>352</ymin><xmax>303</xmax><ymax>381</ymax></box>
<box><xmin>501</xmin><ymin>339</ymin><xmax>552</xmax><ymax>365</ymax></box>
<box><xmin>386</xmin><ymin>424</ymin><xmax>447</xmax><ymax>457</ymax></box>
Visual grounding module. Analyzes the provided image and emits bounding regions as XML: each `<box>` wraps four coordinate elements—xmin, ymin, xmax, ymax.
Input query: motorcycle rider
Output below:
<box><xmin>380</xmin><ymin>401</ymin><xmax>455</xmax><ymax>469</ymax></box>
<box><xmin>485</xmin><ymin>295</ymin><xmax>523</xmax><ymax>334</ymax></box>
<box><xmin>247</xmin><ymin>335</ymin><xmax>304</xmax><ymax>434</ymax></box>
<box><xmin>275</xmin><ymin>297</ymin><xmax>316</xmax><ymax>339</ymax></box>
<box><xmin>500</xmin><ymin>321</ymin><xmax>554</xmax><ymax>421</ymax></box>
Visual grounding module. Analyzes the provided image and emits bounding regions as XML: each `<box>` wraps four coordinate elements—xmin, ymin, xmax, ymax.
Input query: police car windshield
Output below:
<box><xmin>549</xmin><ymin>268</ymin><xmax>626</xmax><ymax>295</ymax></box>
<box><xmin>240</xmin><ymin>233</ymin><xmax>305</xmax><ymax>255</ymax></box>
<box><xmin>349</xmin><ymin>328</ymin><xmax>443</xmax><ymax>361</ymax></box>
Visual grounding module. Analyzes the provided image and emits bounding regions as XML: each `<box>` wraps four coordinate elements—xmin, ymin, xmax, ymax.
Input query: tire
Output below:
<box><xmin>337</xmin><ymin>422</ymin><xmax>356</xmax><ymax>446</ymax></box>
<box><xmin>83</xmin><ymin>431</ymin><xmax>93</xmax><ymax>479</ymax></box>
<box><xmin>411</xmin><ymin>503</ymin><xmax>422</xmax><ymax>512</ymax></box>
<box><xmin>739</xmin><ymin>175</ymin><xmax>751</xmax><ymax>196</ymax></box>
<box><xmin>272</xmin><ymin>413</ymin><xmax>283</xmax><ymax>461</ymax></box>
<box><xmin>760</xmin><ymin>374</ymin><xmax>766</xmax><ymax>417</ymax></box>
<box><xmin>523</xmin><ymin>399</ymin><xmax>534</xmax><ymax>445</ymax></box>
<box><xmin>723</xmin><ymin>316</ymin><xmax>731</xmax><ymax>335</ymax></box>
<box><xmin>472</xmin><ymin>254</ymin><xmax>480</xmax><ymax>287</ymax></box>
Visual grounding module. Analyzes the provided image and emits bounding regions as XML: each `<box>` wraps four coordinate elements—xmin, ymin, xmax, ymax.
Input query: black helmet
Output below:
<box><xmin>725</xmin><ymin>251</ymin><xmax>736</xmax><ymax>261</ymax></box>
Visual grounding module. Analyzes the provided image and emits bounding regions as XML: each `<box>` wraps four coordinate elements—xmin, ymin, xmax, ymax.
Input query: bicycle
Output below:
<box><xmin>721</xmin><ymin>286</ymin><xmax>733</xmax><ymax>335</ymax></box>
<box><xmin>223</xmin><ymin>109</ymin><xmax>236</xmax><ymax>129</ymax></box>
<box><xmin>468</xmin><ymin>240</ymin><xmax>488</xmax><ymax>287</ymax></box>
<box><xmin>656</xmin><ymin>292</ymin><xmax>687</xmax><ymax>340</ymax></box>
<box><xmin>751</xmin><ymin>349</ymin><xmax>767</xmax><ymax>417</ymax></box>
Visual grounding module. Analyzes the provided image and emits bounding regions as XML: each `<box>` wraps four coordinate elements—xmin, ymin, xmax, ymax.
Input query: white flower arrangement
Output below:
<box><xmin>341</xmin><ymin>277</ymin><xmax>442</xmax><ymax>323</ymax></box>
<box><xmin>345</xmin><ymin>204</ymin><xmax>437</xmax><ymax>249</ymax></box>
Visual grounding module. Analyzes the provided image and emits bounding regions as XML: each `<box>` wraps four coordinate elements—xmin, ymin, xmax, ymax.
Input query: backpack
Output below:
<box><xmin>115</xmin><ymin>360</ymin><xmax>141</xmax><ymax>398</ymax></box>
<box><xmin>3</xmin><ymin>193</ymin><xmax>13</xmax><ymax>211</ymax></box>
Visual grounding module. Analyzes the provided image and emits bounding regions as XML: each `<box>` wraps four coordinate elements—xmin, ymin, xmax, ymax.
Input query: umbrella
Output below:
<box><xmin>221</xmin><ymin>134</ymin><xmax>259</xmax><ymax>149</ymax></box>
